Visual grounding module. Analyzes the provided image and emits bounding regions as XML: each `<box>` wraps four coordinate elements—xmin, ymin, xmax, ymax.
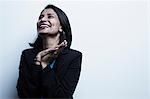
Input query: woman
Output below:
<box><xmin>16</xmin><ymin>4</ymin><xmax>82</xmax><ymax>99</ymax></box>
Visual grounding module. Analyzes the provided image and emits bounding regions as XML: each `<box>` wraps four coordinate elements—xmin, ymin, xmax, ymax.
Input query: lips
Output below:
<box><xmin>38</xmin><ymin>23</ymin><xmax>51</xmax><ymax>29</ymax></box>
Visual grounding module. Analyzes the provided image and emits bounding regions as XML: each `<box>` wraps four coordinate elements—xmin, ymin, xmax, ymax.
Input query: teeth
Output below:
<box><xmin>39</xmin><ymin>25</ymin><xmax>49</xmax><ymax>29</ymax></box>
<box><xmin>40</xmin><ymin>24</ymin><xmax>49</xmax><ymax>27</ymax></box>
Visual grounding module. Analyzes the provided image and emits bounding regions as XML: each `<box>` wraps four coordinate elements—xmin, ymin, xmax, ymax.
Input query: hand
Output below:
<box><xmin>34</xmin><ymin>40</ymin><xmax>67</xmax><ymax>69</ymax></box>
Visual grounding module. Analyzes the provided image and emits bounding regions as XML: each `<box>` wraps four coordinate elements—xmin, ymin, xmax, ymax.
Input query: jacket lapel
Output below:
<box><xmin>54</xmin><ymin>48</ymin><xmax>70</xmax><ymax>80</ymax></box>
<box><xmin>29</xmin><ymin>48</ymin><xmax>70</xmax><ymax>80</ymax></box>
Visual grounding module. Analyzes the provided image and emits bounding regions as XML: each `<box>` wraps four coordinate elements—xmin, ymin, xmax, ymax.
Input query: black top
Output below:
<box><xmin>16</xmin><ymin>48</ymin><xmax>82</xmax><ymax>99</ymax></box>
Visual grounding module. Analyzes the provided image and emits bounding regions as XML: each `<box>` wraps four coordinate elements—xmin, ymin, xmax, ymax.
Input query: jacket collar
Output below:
<box><xmin>34</xmin><ymin>47</ymin><xmax>69</xmax><ymax>55</ymax></box>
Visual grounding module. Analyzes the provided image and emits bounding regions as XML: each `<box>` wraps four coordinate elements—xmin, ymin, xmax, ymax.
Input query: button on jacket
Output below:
<box><xmin>16</xmin><ymin>48</ymin><xmax>82</xmax><ymax>99</ymax></box>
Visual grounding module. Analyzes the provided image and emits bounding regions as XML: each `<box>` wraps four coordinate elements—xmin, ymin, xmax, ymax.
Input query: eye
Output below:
<box><xmin>48</xmin><ymin>15</ymin><xmax>54</xmax><ymax>19</ymax></box>
<box><xmin>39</xmin><ymin>15</ymin><xmax>44</xmax><ymax>20</ymax></box>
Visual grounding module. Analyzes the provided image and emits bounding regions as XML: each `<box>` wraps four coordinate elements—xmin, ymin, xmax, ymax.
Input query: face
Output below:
<box><xmin>37</xmin><ymin>8</ymin><xmax>62</xmax><ymax>36</ymax></box>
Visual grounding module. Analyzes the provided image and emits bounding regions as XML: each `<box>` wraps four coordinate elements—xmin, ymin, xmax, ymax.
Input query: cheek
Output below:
<box><xmin>52</xmin><ymin>18</ymin><xmax>61</xmax><ymax>27</ymax></box>
<box><xmin>55</xmin><ymin>22</ymin><xmax>61</xmax><ymax>29</ymax></box>
<box><xmin>37</xmin><ymin>21</ymin><xmax>40</xmax><ymax>27</ymax></box>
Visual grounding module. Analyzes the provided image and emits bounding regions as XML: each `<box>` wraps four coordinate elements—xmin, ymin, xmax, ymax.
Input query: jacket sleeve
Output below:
<box><xmin>41</xmin><ymin>52</ymin><xmax>82</xmax><ymax>98</ymax></box>
<box><xmin>16</xmin><ymin>50</ymin><xmax>42</xmax><ymax>98</ymax></box>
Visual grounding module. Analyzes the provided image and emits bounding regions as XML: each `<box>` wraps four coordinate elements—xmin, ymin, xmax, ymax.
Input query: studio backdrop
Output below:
<box><xmin>0</xmin><ymin>0</ymin><xmax>150</xmax><ymax>99</ymax></box>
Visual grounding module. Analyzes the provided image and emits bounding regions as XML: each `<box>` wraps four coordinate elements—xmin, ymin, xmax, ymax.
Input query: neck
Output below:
<box><xmin>42</xmin><ymin>33</ymin><xmax>60</xmax><ymax>49</ymax></box>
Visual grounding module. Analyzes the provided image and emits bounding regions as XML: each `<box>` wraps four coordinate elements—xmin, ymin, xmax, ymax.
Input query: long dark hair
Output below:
<box><xmin>30</xmin><ymin>4</ymin><xmax>72</xmax><ymax>49</ymax></box>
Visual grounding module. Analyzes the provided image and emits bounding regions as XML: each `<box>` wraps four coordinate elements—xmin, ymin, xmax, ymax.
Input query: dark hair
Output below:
<box><xmin>30</xmin><ymin>4</ymin><xmax>72</xmax><ymax>49</ymax></box>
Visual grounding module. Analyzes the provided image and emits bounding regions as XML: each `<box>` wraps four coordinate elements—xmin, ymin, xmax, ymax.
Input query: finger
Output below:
<box><xmin>57</xmin><ymin>40</ymin><xmax>68</xmax><ymax>48</ymax></box>
<box><xmin>63</xmin><ymin>40</ymin><xmax>67</xmax><ymax>44</ymax></box>
<box><xmin>35</xmin><ymin>61</ymin><xmax>41</xmax><ymax>65</ymax></box>
<box><xmin>57</xmin><ymin>42</ymin><xmax>64</xmax><ymax>48</ymax></box>
<box><xmin>39</xmin><ymin>48</ymin><xmax>55</xmax><ymax>57</ymax></box>
<box><xmin>63</xmin><ymin>40</ymin><xmax>68</xmax><ymax>47</ymax></box>
<box><xmin>35</xmin><ymin>54</ymin><xmax>41</xmax><ymax>61</ymax></box>
<box><xmin>45</xmin><ymin>47</ymin><xmax>58</xmax><ymax>54</ymax></box>
<box><xmin>61</xmin><ymin>40</ymin><xmax>67</xmax><ymax>47</ymax></box>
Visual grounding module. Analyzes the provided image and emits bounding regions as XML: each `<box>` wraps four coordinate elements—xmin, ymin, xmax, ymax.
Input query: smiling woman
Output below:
<box><xmin>37</xmin><ymin>8</ymin><xmax>62</xmax><ymax>37</ymax></box>
<box><xmin>16</xmin><ymin>4</ymin><xmax>82</xmax><ymax>99</ymax></box>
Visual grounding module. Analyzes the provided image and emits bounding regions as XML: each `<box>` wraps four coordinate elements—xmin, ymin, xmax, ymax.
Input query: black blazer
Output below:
<box><xmin>16</xmin><ymin>48</ymin><xmax>82</xmax><ymax>99</ymax></box>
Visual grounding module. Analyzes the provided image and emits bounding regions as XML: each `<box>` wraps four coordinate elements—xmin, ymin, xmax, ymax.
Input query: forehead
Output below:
<box><xmin>41</xmin><ymin>8</ymin><xmax>57</xmax><ymax>15</ymax></box>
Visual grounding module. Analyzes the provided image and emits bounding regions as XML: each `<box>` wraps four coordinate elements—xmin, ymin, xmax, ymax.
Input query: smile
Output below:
<box><xmin>39</xmin><ymin>23</ymin><xmax>51</xmax><ymax>28</ymax></box>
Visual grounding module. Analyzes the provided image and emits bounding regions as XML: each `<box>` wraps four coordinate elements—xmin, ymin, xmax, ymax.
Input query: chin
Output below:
<box><xmin>38</xmin><ymin>32</ymin><xmax>48</xmax><ymax>36</ymax></box>
<box><xmin>38</xmin><ymin>32</ymin><xmax>58</xmax><ymax>37</ymax></box>
<box><xmin>38</xmin><ymin>29</ymin><xmax>48</xmax><ymax>33</ymax></box>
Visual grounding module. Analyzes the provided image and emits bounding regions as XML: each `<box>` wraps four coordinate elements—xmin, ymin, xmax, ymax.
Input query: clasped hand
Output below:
<box><xmin>34</xmin><ymin>40</ymin><xmax>67</xmax><ymax>69</ymax></box>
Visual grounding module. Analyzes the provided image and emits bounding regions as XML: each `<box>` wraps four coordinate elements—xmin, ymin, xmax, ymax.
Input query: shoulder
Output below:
<box><xmin>22</xmin><ymin>48</ymin><xmax>39</xmax><ymax>55</ymax></box>
<box><xmin>61</xmin><ymin>48</ymin><xmax>82</xmax><ymax>58</ymax></box>
<box><xmin>58</xmin><ymin>48</ymin><xmax>82</xmax><ymax>63</ymax></box>
<box><xmin>22</xmin><ymin>48</ymin><xmax>36</xmax><ymax>53</ymax></box>
<box><xmin>20</xmin><ymin>48</ymin><xmax>41</xmax><ymax>65</ymax></box>
<box><xmin>21</xmin><ymin>48</ymin><xmax>39</xmax><ymax>61</ymax></box>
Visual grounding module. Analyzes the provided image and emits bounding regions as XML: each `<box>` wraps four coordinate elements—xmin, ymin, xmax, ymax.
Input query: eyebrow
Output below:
<box><xmin>41</xmin><ymin>13</ymin><xmax>55</xmax><ymax>16</ymax></box>
<box><xmin>47</xmin><ymin>14</ymin><xmax>55</xmax><ymax>16</ymax></box>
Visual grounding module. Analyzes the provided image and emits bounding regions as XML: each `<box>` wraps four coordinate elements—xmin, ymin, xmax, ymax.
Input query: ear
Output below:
<box><xmin>59</xmin><ymin>26</ymin><xmax>63</xmax><ymax>32</ymax></box>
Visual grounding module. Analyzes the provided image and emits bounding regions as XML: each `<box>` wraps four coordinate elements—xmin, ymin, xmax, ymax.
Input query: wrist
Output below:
<box><xmin>41</xmin><ymin>62</ymin><xmax>47</xmax><ymax>69</ymax></box>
